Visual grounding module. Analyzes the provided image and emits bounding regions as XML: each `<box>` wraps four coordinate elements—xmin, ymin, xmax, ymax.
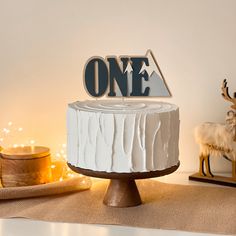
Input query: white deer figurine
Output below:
<box><xmin>195</xmin><ymin>79</ymin><xmax>236</xmax><ymax>178</ymax></box>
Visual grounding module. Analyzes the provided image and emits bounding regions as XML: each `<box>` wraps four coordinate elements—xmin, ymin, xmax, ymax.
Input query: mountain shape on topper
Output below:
<box><xmin>124</xmin><ymin>61</ymin><xmax>133</xmax><ymax>74</ymax></box>
<box><xmin>115</xmin><ymin>50</ymin><xmax>171</xmax><ymax>97</ymax></box>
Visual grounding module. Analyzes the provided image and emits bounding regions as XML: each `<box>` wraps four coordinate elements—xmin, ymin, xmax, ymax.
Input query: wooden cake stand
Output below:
<box><xmin>68</xmin><ymin>162</ymin><xmax>180</xmax><ymax>208</ymax></box>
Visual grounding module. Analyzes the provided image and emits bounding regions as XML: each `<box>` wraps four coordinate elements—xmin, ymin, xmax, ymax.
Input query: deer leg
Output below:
<box><xmin>205</xmin><ymin>155</ymin><xmax>214</xmax><ymax>177</ymax></box>
<box><xmin>199</xmin><ymin>154</ymin><xmax>206</xmax><ymax>176</ymax></box>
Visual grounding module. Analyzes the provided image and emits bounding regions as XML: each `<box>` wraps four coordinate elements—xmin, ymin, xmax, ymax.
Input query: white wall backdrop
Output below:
<box><xmin>1</xmin><ymin>0</ymin><xmax>236</xmax><ymax>172</ymax></box>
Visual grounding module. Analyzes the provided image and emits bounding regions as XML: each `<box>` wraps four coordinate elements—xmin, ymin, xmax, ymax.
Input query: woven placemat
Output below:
<box><xmin>0</xmin><ymin>180</ymin><xmax>236</xmax><ymax>235</ymax></box>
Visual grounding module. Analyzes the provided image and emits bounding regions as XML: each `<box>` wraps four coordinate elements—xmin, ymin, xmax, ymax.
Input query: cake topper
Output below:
<box><xmin>83</xmin><ymin>50</ymin><xmax>171</xmax><ymax>97</ymax></box>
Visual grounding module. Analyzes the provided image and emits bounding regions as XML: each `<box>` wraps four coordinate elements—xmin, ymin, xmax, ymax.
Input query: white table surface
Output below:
<box><xmin>0</xmin><ymin>173</ymin><xmax>230</xmax><ymax>236</ymax></box>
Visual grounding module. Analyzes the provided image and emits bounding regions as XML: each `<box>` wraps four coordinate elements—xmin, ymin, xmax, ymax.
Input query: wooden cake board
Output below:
<box><xmin>68</xmin><ymin>162</ymin><xmax>180</xmax><ymax>208</ymax></box>
<box><xmin>189</xmin><ymin>173</ymin><xmax>236</xmax><ymax>187</ymax></box>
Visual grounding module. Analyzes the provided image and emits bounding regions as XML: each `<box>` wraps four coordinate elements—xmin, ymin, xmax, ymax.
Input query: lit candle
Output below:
<box><xmin>0</xmin><ymin>146</ymin><xmax>52</xmax><ymax>187</ymax></box>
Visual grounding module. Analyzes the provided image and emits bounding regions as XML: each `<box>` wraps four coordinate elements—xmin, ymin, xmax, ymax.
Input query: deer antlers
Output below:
<box><xmin>221</xmin><ymin>79</ymin><xmax>236</xmax><ymax>110</ymax></box>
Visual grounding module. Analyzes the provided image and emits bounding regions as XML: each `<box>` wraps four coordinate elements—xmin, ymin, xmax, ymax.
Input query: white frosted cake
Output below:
<box><xmin>67</xmin><ymin>100</ymin><xmax>179</xmax><ymax>173</ymax></box>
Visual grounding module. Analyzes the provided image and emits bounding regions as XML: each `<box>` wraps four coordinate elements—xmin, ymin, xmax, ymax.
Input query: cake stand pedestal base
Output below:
<box><xmin>68</xmin><ymin>162</ymin><xmax>180</xmax><ymax>208</ymax></box>
<box><xmin>103</xmin><ymin>179</ymin><xmax>141</xmax><ymax>207</ymax></box>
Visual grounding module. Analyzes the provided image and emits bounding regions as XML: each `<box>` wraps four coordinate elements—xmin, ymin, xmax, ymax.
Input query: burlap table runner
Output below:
<box><xmin>0</xmin><ymin>180</ymin><xmax>236</xmax><ymax>235</ymax></box>
<box><xmin>0</xmin><ymin>176</ymin><xmax>91</xmax><ymax>199</ymax></box>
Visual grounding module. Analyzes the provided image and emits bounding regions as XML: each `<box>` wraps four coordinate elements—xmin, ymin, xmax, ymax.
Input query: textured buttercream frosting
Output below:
<box><xmin>67</xmin><ymin>100</ymin><xmax>179</xmax><ymax>173</ymax></box>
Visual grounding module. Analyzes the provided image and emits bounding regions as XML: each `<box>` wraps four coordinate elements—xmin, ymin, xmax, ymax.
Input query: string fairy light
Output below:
<box><xmin>3</xmin><ymin>128</ymin><xmax>10</xmax><ymax>134</ymax></box>
<box><xmin>30</xmin><ymin>140</ymin><xmax>35</xmax><ymax>145</ymax></box>
<box><xmin>0</xmin><ymin>122</ymin><xmax>27</xmax><ymax>148</ymax></box>
<box><xmin>59</xmin><ymin>177</ymin><xmax>64</xmax><ymax>182</ymax></box>
<box><xmin>56</xmin><ymin>153</ymin><xmax>61</xmax><ymax>158</ymax></box>
<box><xmin>0</xmin><ymin>122</ymin><xmax>85</xmax><ymax>182</ymax></box>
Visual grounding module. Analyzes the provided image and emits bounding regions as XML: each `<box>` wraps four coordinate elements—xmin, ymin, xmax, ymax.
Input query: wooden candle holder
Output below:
<box><xmin>0</xmin><ymin>146</ymin><xmax>52</xmax><ymax>187</ymax></box>
<box><xmin>68</xmin><ymin>162</ymin><xmax>180</xmax><ymax>208</ymax></box>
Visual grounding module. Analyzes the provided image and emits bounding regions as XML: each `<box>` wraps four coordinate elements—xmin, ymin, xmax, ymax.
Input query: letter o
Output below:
<box><xmin>84</xmin><ymin>58</ymin><xmax>108</xmax><ymax>97</ymax></box>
